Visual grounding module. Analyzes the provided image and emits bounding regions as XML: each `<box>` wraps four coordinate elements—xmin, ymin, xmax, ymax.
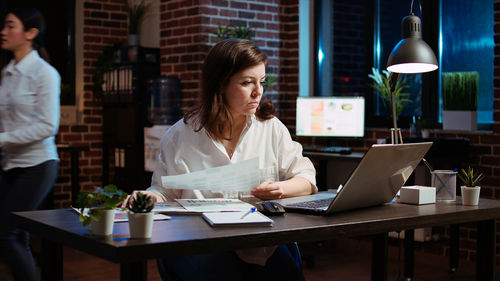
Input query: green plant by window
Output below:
<box><xmin>76</xmin><ymin>184</ymin><xmax>127</xmax><ymax>226</ymax></box>
<box><xmin>368</xmin><ymin>67</ymin><xmax>411</xmax><ymax>119</ymax></box>
<box><xmin>458</xmin><ymin>166</ymin><xmax>485</xmax><ymax>187</ymax></box>
<box><xmin>442</xmin><ymin>72</ymin><xmax>479</xmax><ymax>111</ymax></box>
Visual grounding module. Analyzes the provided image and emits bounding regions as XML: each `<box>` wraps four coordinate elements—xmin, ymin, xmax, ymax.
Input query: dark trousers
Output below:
<box><xmin>157</xmin><ymin>243</ymin><xmax>305</xmax><ymax>281</ymax></box>
<box><xmin>0</xmin><ymin>160</ymin><xmax>58</xmax><ymax>281</ymax></box>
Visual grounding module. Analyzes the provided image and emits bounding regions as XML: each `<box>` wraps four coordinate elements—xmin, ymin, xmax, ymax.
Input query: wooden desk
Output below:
<box><xmin>10</xmin><ymin>199</ymin><xmax>500</xmax><ymax>281</ymax></box>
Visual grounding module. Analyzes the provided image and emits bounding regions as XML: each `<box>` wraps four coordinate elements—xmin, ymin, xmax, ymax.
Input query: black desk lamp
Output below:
<box><xmin>386</xmin><ymin>0</ymin><xmax>438</xmax><ymax>144</ymax></box>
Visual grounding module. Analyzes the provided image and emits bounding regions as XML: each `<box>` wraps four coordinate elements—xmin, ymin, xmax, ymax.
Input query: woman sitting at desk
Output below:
<box><xmin>122</xmin><ymin>38</ymin><xmax>316</xmax><ymax>281</ymax></box>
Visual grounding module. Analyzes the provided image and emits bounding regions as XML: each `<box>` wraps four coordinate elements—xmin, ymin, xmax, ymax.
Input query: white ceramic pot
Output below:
<box><xmin>128</xmin><ymin>212</ymin><xmax>154</xmax><ymax>239</ymax></box>
<box><xmin>460</xmin><ymin>186</ymin><xmax>481</xmax><ymax>206</ymax></box>
<box><xmin>89</xmin><ymin>209</ymin><xmax>115</xmax><ymax>236</ymax></box>
<box><xmin>442</xmin><ymin>110</ymin><xmax>477</xmax><ymax>131</ymax></box>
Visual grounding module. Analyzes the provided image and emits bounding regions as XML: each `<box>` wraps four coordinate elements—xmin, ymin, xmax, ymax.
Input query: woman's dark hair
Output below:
<box><xmin>184</xmin><ymin>38</ymin><xmax>276</xmax><ymax>141</ymax></box>
<box><xmin>9</xmin><ymin>8</ymin><xmax>50</xmax><ymax>62</ymax></box>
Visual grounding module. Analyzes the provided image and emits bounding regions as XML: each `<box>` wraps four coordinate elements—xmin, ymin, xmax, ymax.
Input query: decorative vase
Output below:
<box><xmin>89</xmin><ymin>209</ymin><xmax>115</xmax><ymax>236</ymax></box>
<box><xmin>460</xmin><ymin>186</ymin><xmax>481</xmax><ymax>206</ymax></box>
<box><xmin>128</xmin><ymin>212</ymin><xmax>154</xmax><ymax>239</ymax></box>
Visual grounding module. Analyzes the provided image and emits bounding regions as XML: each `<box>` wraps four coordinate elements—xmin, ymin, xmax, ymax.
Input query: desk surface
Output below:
<box><xmin>10</xmin><ymin>198</ymin><xmax>500</xmax><ymax>264</ymax></box>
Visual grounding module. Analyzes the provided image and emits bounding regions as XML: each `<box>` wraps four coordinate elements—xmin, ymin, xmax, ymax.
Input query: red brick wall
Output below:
<box><xmin>278</xmin><ymin>0</ymin><xmax>300</xmax><ymax>127</ymax></box>
<box><xmin>53</xmin><ymin>0</ymin><xmax>128</xmax><ymax>208</ymax></box>
<box><xmin>159</xmin><ymin>0</ymin><xmax>282</xmax><ymax>110</ymax></box>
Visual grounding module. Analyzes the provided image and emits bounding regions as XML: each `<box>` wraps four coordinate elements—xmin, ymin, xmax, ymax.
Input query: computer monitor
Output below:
<box><xmin>296</xmin><ymin>96</ymin><xmax>365</xmax><ymax>137</ymax></box>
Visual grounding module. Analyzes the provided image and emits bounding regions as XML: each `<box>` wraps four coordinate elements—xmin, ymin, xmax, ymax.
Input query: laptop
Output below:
<box><xmin>273</xmin><ymin>142</ymin><xmax>432</xmax><ymax>215</ymax></box>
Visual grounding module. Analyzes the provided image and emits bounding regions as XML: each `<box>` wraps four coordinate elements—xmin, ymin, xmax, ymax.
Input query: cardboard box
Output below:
<box><xmin>400</xmin><ymin>186</ymin><xmax>436</xmax><ymax>205</ymax></box>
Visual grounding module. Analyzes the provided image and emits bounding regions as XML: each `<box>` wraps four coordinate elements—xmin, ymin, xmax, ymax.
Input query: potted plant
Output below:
<box><xmin>76</xmin><ymin>184</ymin><xmax>127</xmax><ymax>236</ymax></box>
<box><xmin>458</xmin><ymin>166</ymin><xmax>484</xmax><ymax>206</ymax></box>
<box><xmin>124</xmin><ymin>0</ymin><xmax>148</xmax><ymax>46</ymax></box>
<box><xmin>127</xmin><ymin>192</ymin><xmax>155</xmax><ymax>238</ymax></box>
<box><xmin>368</xmin><ymin>67</ymin><xmax>411</xmax><ymax>121</ymax></box>
<box><xmin>442</xmin><ymin>71</ymin><xmax>479</xmax><ymax>131</ymax></box>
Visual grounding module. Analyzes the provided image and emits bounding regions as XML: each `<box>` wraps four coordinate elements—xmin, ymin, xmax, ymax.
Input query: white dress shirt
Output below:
<box><xmin>0</xmin><ymin>51</ymin><xmax>60</xmax><ymax>170</ymax></box>
<box><xmin>148</xmin><ymin>115</ymin><xmax>317</xmax><ymax>201</ymax></box>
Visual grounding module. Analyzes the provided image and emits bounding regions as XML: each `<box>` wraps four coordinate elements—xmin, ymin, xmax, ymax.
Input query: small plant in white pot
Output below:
<box><xmin>127</xmin><ymin>192</ymin><xmax>155</xmax><ymax>239</ymax></box>
<box><xmin>458</xmin><ymin>166</ymin><xmax>485</xmax><ymax>206</ymax></box>
<box><xmin>76</xmin><ymin>184</ymin><xmax>127</xmax><ymax>236</ymax></box>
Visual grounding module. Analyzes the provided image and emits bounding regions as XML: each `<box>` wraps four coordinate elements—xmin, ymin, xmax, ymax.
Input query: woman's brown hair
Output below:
<box><xmin>184</xmin><ymin>38</ymin><xmax>275</xmax><ymax>141</ymax></box>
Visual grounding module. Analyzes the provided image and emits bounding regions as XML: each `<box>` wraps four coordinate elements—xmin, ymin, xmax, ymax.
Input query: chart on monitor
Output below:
<box><xmin>296</xmin><ymin>96</ymin><xmax>365</xmax><ymax>138</ymax></box>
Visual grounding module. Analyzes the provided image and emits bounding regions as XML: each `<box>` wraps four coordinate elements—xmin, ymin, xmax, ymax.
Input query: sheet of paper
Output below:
<box><xmin>176</xmin><ymin>198</ymin><xmax>255</xmax><ymax>212</ymax></box>
<box><xmin>161</xmin><ymin>157</ymin><xmax>260</xmax><ymax>191</ymax></box>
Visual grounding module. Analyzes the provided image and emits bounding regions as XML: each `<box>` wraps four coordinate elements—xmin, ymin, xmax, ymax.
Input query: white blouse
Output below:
<box><xmin>147</xmin><ymin>115</ymin><xmax>317</xmax><ymax>265</ymax></box>
<box><xmin>148</xmin><ymin>115</ymin><xmax>317</xmax><ymax>201</ymax></box>
<box><xmin>0</xmin><ymin>51</ymin><xmax>60</xmax><ymax>170</ymax></box>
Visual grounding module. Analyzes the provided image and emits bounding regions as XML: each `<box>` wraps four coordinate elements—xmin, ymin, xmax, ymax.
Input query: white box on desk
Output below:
<box><xmin>400</xmin><ymin>186</ymin><xmax>436</xmax><ymax>205</ymax></box>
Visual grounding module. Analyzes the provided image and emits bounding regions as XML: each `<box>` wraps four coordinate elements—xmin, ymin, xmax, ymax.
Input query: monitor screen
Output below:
<box><xmin>296</xmin><ymin>96</ymin><xmax>365</xmax><ymax>137</ymax></box>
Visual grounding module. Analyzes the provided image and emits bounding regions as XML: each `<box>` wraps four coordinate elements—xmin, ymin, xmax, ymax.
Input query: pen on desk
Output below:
<box><xmin>240</xmin><ymin>207</ymin><xmax>256</xmax><ymax>219</ymax></box>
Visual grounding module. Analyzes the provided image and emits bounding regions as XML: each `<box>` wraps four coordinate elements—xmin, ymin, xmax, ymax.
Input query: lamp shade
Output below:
<box><xmin>387</xmin><ymin>14</ymin><xmax>438</xmax><ymax>74</ymax></box>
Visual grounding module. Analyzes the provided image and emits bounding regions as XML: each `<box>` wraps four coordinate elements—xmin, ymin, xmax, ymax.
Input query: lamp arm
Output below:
<box><xmin>388</xmin><ymin>72</ymin><xmax>400</xmax><ymax>130</ymax></box>
<box><xmin>391</xmin><ymin>91</ymin><xmax>398</xmax><ymax>130</ymax></box>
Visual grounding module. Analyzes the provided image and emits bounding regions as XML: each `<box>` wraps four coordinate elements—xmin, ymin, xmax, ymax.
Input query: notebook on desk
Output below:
<box><xmin>274</xmin><ymin>142</ymin><xmax>433</xmax><ymax>215</ymax></box>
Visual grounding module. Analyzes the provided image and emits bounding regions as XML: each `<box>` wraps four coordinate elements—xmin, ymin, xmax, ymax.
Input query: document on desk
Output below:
<box><xmin>176</xmin><ymin>198</ymin><xmax>256</xmax><ymax>212</ymax></box>
<box><xmin>161</xmin><ymin>157</ymin><xmax>260</xmax><ymax>191</ymax></box>
<box><xmin>153</xmin><ymin>202</ymin><xmax>201</xmax><ymax>214</ymax></box>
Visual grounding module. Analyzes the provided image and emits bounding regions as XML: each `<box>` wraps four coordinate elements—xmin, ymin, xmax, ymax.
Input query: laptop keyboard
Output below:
<box><xmin>287</xmin><ymin>198</ymin><xmax>334</xmax><ymax>209</ymax></box>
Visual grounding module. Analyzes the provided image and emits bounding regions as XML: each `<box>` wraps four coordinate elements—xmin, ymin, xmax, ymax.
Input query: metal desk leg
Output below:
<box><xmin>477</xmin><ymin>219</ymin><xmax>495</xmax><ymax>281</ymax></box>
<box><xmin>372</xmin><ymin>233</ymin><xmax>388</xmax><ymax>281</ymax></box>
<box><xmin>40</xmin><ymin>238</ymin><xmax>63</xmax><ymax>281</ymax></box>
<box><xmin>449</xmin><ymin>224</ymin><xmax>459</xmax><ymax>276</ymax></box>
<box><xmin>120</xmin><ymin>261</ymin><xmax>147</xmax><ymax>281</ymax></box>
<box><xmin>404</xmin><ymin>229</ymin><xmax>414</xmax><ymax>280</ymax></box>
